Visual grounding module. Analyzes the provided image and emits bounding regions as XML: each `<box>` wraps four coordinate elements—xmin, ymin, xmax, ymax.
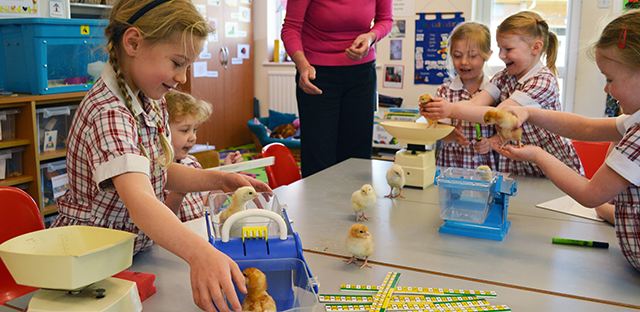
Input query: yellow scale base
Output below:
<box><xmin>394</xmin><ymin>149</ymin><xmax>436</xmax><ymax>189</ymax></box>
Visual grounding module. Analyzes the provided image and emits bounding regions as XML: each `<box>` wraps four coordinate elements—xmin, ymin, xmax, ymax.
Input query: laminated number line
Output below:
<box><xmin>323</xmin><ymin>272</ymin><xmax>508</xmax><ymax>312</ymax></box>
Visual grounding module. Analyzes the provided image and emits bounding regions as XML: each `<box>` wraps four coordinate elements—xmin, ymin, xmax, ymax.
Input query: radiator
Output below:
<box><xmin>268</xmin><ymin>71</ymin><xmax>298</xmax><ymax>115</ymax></box>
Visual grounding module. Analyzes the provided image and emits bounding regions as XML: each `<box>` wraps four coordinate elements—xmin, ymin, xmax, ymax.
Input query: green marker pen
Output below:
<box><xmin>552</xmin><ymin>238</ymin><xmax>609</xmax><ymax>248</ymax></box>
<box><xmin>475</xmin><ymin>123</ymin><xmax>482</xmax><ymax>141</ymax></box>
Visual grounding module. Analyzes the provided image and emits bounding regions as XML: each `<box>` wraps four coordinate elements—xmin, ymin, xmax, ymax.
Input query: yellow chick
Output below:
<box><xmin>385</xmin><ymin>164</ymin><xmax>405</xmax><ymax>199</ymax></box>
<box><xmin>483</xmin><ymin>108</ymin><xmax>523</xmax><ymax>149</ymax></box>
<box><xmin>219</xmin><ymin>186</ymin><xmax>259</xmax><ymax>223</ymax></box>
<box><xmin>419</xmin><ymin>93</ymin><xmax>438</xmax><ymax>128</ymax></box>
<box><xmin>242</xmin><ymin>267</ymin><xmax>277</xmax><ymax>312</ymax></box>
<box><xmin>344</xmin><ymin>224</ymin><xmax>374</xmax><ymax>269</ymax></box>
<box><xmin>476</xmin><ymin>165</ymin><xmax>493</xmax><ymax>181</ymax></box>
<box><xmin>351</xmin><ymin>184</ymin><xmax>376</xmax><ymax>221</ymax></box>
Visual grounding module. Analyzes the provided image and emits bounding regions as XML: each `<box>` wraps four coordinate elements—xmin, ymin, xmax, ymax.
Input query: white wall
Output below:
<box><xmin>253</xmin><ymin>1</ymin><xmax>622</xmax><ymax>118</ymax></box>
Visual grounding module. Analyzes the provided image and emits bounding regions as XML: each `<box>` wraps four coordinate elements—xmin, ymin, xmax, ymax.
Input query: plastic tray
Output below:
<box><xmin>436</xmin><ymin>167</ymin><xmax>499</xmax><ymax>224</ymax></box>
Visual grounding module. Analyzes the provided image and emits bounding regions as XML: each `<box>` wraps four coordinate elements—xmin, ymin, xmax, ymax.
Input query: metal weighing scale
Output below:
<box><xmin>0</xmin><ymin>226</ymin><xmax>142</xmax><ymax>312</ymax></box>
<box><xmin>380</xmin><ymin>121</ymin><xmax>454</xmax><ymax>188</ymax></box>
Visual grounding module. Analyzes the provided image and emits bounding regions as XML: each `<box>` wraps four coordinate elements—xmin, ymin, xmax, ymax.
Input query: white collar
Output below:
<box><xmin>623</xmin><ymin>109</ymin><xmax>640</xmax><ymax>130</ymax></box>
<box><xmin>101</xmin><ymin>63</ymin><xmax>145</xmax><ymax>116</ymax></box>
<box><xmin>517</xmin><ymin>60</ymin><xmax>544</xmax><ymax>84</ymax></box>
<box><xmin>449</xmin><ymin>73</ymin><xmax>491</xmax><ymax>92</ymax></box>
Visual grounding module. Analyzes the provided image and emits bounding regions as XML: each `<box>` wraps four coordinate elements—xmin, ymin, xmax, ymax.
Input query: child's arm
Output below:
<box><xmin>496</xmin><ymin>144</ymin><xmax>629</xmax><ymax>207</ymax></box>
<box><xmin>420</xmin><ymin>90</ymin><xmax>497</xmax><ymax>123</ymax></box>
<box><xmin>505</xmin><ymin>106</ymin><xmax>623</xmax><ymax>142</ymax></box>
<box><xmin>112</xmin><ymin>172</ymin><xmax>246</xmax><ymax>312</ymax></box>
<box><xmin>164</xmin><ymin>190</ymin><xmax>187</xmax><ymax>215</ymax></box>
<box><xmin>165</xmin><ymin>163</ymin><xmax>271</xmax><ymax>194</ymax></box>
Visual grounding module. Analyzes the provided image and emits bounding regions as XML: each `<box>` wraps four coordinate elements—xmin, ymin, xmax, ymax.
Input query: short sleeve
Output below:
<box><xmin>607</xmin><ymin>125</ymin><xmax>640</xmax><ymax>185</ymax></box>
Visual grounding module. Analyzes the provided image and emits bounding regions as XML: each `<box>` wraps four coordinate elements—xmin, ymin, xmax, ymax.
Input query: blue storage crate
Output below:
<box><xmin>0</xmin><ymin>18</ymin><xmax>108</xmax><ymax>95</ymax></box>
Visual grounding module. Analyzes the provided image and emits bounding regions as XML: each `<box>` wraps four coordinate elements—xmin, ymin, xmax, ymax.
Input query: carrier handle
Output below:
<box><xmin>220</xmin><ymin>209</ymin><xmax>288</xmax><ymax>243</ymax></box>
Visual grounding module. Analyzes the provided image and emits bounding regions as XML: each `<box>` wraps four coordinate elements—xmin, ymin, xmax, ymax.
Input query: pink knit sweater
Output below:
<box><xmin>281</xmin><ymin>0</ymin><xmax>393</xmax><ymax>66</ymax></box>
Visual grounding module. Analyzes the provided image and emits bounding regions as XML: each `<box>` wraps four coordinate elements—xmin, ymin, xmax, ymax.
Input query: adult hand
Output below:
<box><xmin>345</xmin><ymin>33</ymin><xmax>375</xmax><ymax>61</ymax></box>
<box><xmin>297</xmin><ymin>64</ymin><xmax>322</xmax><ymax>95</ymax></box>
<box><xmin>190</xmin><ymin>246</ymin><xmax>246</xmax><ymax>312</ymax></box>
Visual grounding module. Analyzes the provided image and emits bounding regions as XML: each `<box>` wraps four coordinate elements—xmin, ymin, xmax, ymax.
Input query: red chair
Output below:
<box><xmin>572</xmin><ymin>140</ymin><xmax>611</xmax><ymax>179</ymax></box>
<box><xmin>262</xmin><ymin>143</ymin><xmax>301</xmax><ymax>189</ymax></box>
<box><xmin>0</xmin><ymin>186</ymin><xmax>45</xmax><ymax>305</ymax></box>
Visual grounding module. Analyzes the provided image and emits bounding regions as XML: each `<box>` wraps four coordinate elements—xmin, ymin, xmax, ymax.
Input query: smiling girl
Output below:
<box><xmin>421</xmin><ymin>11</ymin><xmax>583</xmax><ymax>177</ymax></box>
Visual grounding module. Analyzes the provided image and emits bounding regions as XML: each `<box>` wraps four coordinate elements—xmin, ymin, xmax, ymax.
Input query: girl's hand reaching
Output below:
<box><xmin>441</xmin><ymin>120</ymin><xmax>470</xmax><ymax>146</ymax></box>
<box><xmin>419</xmin><ymin>97</ymin><xmax>454</xmax><ymax>120</ymax></box>
<box><xmin>190</xmin><ymin>246</ymin><xmax>246</xmax><ymax>312</ymax></box>
<box><xmin>493</xmin><ymin>142</ymin><xmax>542</xmax><ymax>163</ymax></box>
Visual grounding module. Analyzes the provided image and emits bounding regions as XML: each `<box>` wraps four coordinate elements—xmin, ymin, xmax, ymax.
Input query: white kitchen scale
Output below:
<box><xmin>0</xmin><ymin>226</ymin><xmax>142</xmax><ymax>312</ymax></box>
<box><xmin>380</xmin><ymin>121</ymin><xmax>454</xmax><ymax>188</ymax></box>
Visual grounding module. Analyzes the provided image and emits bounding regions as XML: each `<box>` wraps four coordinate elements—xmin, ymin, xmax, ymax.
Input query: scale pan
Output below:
<box><xmin>0</xmin><ymin>226</ymin><xmax>136</xmax><ymax>290</ymax></box>
<box><xmin>381</xmin><ymin>121</ymin><xmax>454</xmax><ymax>145</ymax></box>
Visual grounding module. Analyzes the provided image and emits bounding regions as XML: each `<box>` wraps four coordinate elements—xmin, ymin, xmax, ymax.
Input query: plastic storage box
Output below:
<box><xmin>0</xmin><ymin>18</ymin><xmax>107</xmax><ymax>95</ymax></box>
<box><xmin>40</xmin><ymin>159</ymin><xmax>68</xmax><ymax>207</ymax></box>
<box><xmin>207</xmin><ymin>192</ymin><xmax>319</xmax><ymax>312</ymax></box>
<box><xmin>36</xmin><ymin>105</ymin><xmax>78</xmax><ymax>154</ymax></box>
<box><xmin>0</xmin><ymin>146</ymin><xmax>24</xmax><ymax>181</ymax></box>
<box><xmin>0</xmin><ymin>108</ymin><xmax>19</xmax><ymax>141</ymax></box>
<box><xmin>436</xmin><ymin>167</ymin><xmax>499</xmax><ymax>224</ymax></box>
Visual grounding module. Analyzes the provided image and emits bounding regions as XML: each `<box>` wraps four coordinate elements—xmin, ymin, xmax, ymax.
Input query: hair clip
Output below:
<box><xmin>619</xmin><ymin>26</ymin><xmax>628</xmax><ymax>49</ymax></box>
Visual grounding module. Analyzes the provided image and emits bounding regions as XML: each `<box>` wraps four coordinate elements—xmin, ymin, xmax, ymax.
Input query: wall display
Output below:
<box><xmin>383</xmin><ymin>65</ymin><xmax>404</xmax><ymax>89</ymax></box>
<box><xmin>390</xmin><ymin>39</ymin><xmax>402</xmax><ymax>60</ymax></box>
<box><xmin>414</xmin><ymin>12</ymin><xmax>464</xmax><ymax>85</ymax></box>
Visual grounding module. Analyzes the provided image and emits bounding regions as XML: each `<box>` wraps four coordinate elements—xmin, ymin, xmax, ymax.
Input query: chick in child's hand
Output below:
<box><xmin>419</xmin><ymin>93</ymin><xmax>438</xmax><ymax>128</ymax></box>
<box><xmin>483</xmin><ymin>108</ymin><xmax>523</xmax><ymax>149</ymax></box>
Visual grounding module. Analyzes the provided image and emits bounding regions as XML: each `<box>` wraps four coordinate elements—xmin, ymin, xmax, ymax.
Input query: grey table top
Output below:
<box><xmin>273</xmin><ymin>158</ymin><xmax>640</xmax><ymax>309</ymax></box>
<box><xmin>130</xmin><ymin>217</ymin><xmax>639</xmax><ymax>312</ymax></box>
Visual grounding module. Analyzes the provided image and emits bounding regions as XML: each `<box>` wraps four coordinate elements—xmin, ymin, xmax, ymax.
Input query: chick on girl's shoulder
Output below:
<box><xmin>495</xmin><ymin>9</ymin><xmax>640</xmax><ymax>271</ymax></box>
<box><xmin>434</xmin><ymin>21</ymin><xmax>497</xmax><ymax>170</ymax></box>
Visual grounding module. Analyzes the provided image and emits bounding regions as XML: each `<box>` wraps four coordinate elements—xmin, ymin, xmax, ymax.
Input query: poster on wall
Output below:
<box><xmin>414</xmin><ymin>12</ymin><xmax>464</xmax><ymax>85</ymax></box>
<box><xmin>383</xmin><ymin>65</ymin><xmax>404</xmax><ymax>89</ymax></box>
<box><xmin>390</xmin><ymin>39</ymin><xmax>402</xmax><ymax>60</ymax></box>
<box><xmin>0</xmin><ymin>0</ymin><xmax>38</xmax><ymax>15</ymax></box>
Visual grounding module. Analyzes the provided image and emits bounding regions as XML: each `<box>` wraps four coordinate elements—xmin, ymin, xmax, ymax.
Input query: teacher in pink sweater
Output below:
<box><xmin>281</xmin><ymin>0</ymin><xmax>393</xmax><ymax>177</ymax></box>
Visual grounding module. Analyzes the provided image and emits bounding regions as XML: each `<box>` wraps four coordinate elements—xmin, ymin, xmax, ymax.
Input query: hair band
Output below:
<box><xmin>127</xmin><ymin>0</ymin><xmax>172</xmax><ymax>24</ymax></box>
<box><xmin>618</xmin><ymin>26</ymin><xmax>628</xmax><ymax>49</ymax></box>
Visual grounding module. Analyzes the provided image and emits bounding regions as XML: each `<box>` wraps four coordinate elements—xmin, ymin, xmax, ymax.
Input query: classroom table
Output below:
<box><xmin>271</xmin><ymin>158</ymin><xmax>640</xmax><ymax>310</ymax></box>
<box><xmin>130</xmin><ymin>217</ymin><xmax>639</xmax><ymax>312</ymax></box>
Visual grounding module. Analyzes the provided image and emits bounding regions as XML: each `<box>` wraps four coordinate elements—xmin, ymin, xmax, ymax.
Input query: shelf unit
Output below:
<box><xmin>0</xmin><ymin>92</ymin><xmax>86</xmax><ymax>219</ymax></box>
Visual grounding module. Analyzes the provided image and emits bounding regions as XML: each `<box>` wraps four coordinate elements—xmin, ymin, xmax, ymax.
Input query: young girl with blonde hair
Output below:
<box><xmin>496</xmin><ymin>9</ymin><xmax>640</xmax><ymax>271</ymax></box>
<box><xmin>435</xmin><ymin>21</ymin><xmax>497</xmax><ymax>169</ymax></box>
<box><xmin>421</xmin><ymin>11</ymin><xmax>583</xmax><ymax>177</ymax></box>
<box><xmin>52</xmin><ymin>1</ymin><xmax>270</xmax><ymax>311</ymax></box>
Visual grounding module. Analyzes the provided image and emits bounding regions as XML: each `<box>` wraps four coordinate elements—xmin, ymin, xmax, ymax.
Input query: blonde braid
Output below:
<box><xmin>107</xmin><ymin>41</ymin><xmax>150</xmax><ymax>159</ymax></box>
<box><xmin>151</xmin><ymin>102</ymin><xmax>174</xmax><ymax>167</ymax></box>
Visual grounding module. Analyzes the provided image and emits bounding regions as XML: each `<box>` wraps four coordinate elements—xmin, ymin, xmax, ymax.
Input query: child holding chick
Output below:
<box><xmin>496</xmin><ymin>10</ymin><xmax>640</xmax><ymax>270</ymax></box>
<box><xmin>432</xmin><ymin>21</ymin><xmax>498</xmax><ymax>170</ymax></box>
<box><xmin>421</xmin><ymin>11</ymin><xmax>583</xmax><ymax>177</ymax></box>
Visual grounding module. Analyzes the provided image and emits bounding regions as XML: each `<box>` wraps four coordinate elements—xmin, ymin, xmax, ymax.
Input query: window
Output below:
<box><xmin>475</xmin><ymin>0</ymin><xmax>579</xmax><ymax>111</ymax></box>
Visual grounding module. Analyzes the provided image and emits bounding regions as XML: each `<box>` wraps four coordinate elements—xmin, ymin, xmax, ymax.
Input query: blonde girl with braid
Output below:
<box><xmin>421</xmin><ymin>11</ymin><xmax>583</xmax><ymax>177</ymax></box>
<box><xmin>51</xmin><ymin>1</ymin><xmax>271</xmax><ymax>311</ymax></box>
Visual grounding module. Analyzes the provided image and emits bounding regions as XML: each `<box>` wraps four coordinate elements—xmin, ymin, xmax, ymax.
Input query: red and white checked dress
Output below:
<box><xmin>610</xmin><ymin>113</ymin><xmax>640</xmax><ymax>271</ymax></box>
<box><xmin>169</xmin><ymin>155</ymin><xmax>206</xmax><ymax>222</ymax></box>
<box><xmin>435</xmin><ymin>74</ymin><xmax>498</xmax><ymax>170</ymax></box>
<box><xmin>487</xmin><ymin>61</ymin><xmax>584</xmax><ymax>177</ymax></box>
<box><xmin>52</xmin><ymin>64</ymin><xmax>170</xmax><ymax>254</ymax></box>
